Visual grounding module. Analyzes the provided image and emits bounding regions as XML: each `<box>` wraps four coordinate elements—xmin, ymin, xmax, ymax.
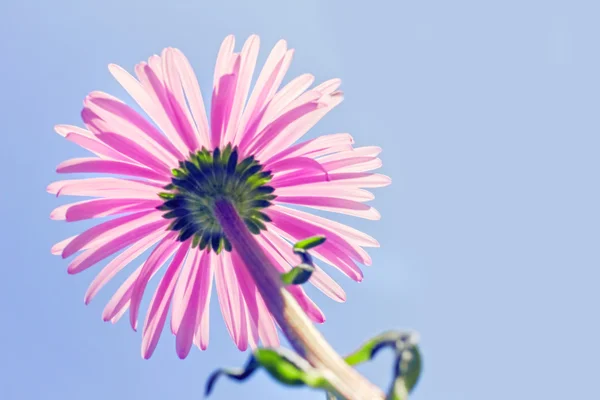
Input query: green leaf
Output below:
<box><xmin>293</xmin><ymin>235</ymin><xmax>326</xmax><ymax>252</ymax></box>
<box><xmin>281</xmin><ymin>263</ymin><xmax>316</xmax><ymax>285</ymax></box>
<box><xmin>254</xmin><ymin>348</ymin><xmax>330</xmax><ymax>389</ymax></box>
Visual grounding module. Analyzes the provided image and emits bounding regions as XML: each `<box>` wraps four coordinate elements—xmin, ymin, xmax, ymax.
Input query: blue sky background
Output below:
<box><xmin>1</xmin><ymin>0</ymin><xmax>598</xmax><ymax>399</ymax></box>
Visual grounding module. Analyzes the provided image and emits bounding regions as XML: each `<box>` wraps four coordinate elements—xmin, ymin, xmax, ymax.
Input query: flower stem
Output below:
<box><xmin>214</xmin><ymin>199</ymin><xmax>385</xmax><ymax>400</ymax></box>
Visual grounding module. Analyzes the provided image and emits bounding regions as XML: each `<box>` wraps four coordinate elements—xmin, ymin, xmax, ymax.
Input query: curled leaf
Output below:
<box><xmin>281</xmin><ymin>263</ymin><xmax>316</xmax><ymax>285</ymax></box>
<box><xmin>205</xmin><ymin>355</ymin><xmax>260</xmax><ymax>396</ymax></box>
<box><xmin>281</xmin><ymin>236</ymin><xmax>326</xmax><ymax>285</ymax></box>
<box><xmin>205</xmin><ymin>348</ymin><xmax>333</xmax><ymax>397</ymax></box>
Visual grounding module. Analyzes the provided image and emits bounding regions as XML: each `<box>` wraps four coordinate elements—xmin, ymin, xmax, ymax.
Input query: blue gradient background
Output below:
<box><xmin>1</xmin><ymin>0</ymin><xmax>598</xmax><ymax>399</ymax></box>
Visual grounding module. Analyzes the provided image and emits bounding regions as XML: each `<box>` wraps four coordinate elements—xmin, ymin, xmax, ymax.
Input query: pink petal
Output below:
<box><xmin>255</xmin><ymin>292</ymin><xmax>280</xmax><ymax>347</ymax></box>
<box><xmin>135</xmin><ymin>60</ymin><xmax>190</xmax><ymax>155</ymax></box>
<box><xmin>47</xmin><ymin>178</ymin><xmax>160</xmax><ymax>199</ymax></box>
<box><xmin>84</xmin><ymin>114</ymin><xmax>172</xmax><ymax>175</ymax></box>
<box><xmin>171</xmin><ymin>48</ymin><xmax>211</xmax><ymax>147</ymax></box>
<box><xmin>108</xmin><ymin>63</ymin><xmax>187</xmax><ymax>156</ymax></box>
<box><xmin>62</xmin><ymin>210</ymin><xmax>159</xmax><ymax>258</ymax></box>
<box><xmin>161</xmin><ymin>48</ymin><xmax>201</xmax><ymax>152</ymax></box>
<box><xmin>51</xmin><ymin>198</ymin><xmax>162</xmax><ymax>222</ymax></box>
<box><xmin>67</xmin><ymin>218</ymin><xmax>167</xmax><ymax>274</ymax></box>
<box><xmin>267</xmin><ymin>207</ymin><xmax>371</xmax><ymax>267</ymax></box>
<box><xmin>129</xmin><ymin>233</ymin><xmax>179</xmax><ymax>331</ymax></box>
<box><xmin>214</xmin><ymin>251</ymin><xmax>248</xmax><ymax>350</ymax></box>
<box><xmin>265</xmin><ymin>222</ymin><xmax>364</xmax><ymax>282</ymax></box>
<box><xmin>225</xmin><ymin>35</ymin><xmax>260</xmax><ymax>145</ymax></box>
<box><xmin>236</xmin><ymin>40</ymin><xmax>289</xmax><ymax>146</ymax></box>
<box><xmin>192</xmin><ymin>252</ymin><xmax>214</xmax><ymax>351</ymax></box>
<box><xmin>84</xmin><ymin>91</ymin><xmax>183</xmax><ymax>162</ymax></box>
<box><xmin>141</xmin><ymin>242</ymin><xmax>190</xmax><ymax>359</ymax></box>
<box><xmin>211</xmin><ymin>56</ymin><xmax>240</xmax><ymax>148</ymax></box>
<box><xmin>172</xmin><ymin>249</ymin><xmax>212</xmax><ymax>356</ymax></box>
<box><xmin>56</xmin><ymin>158</ymin><xmax>169</xmax><ymax>182</ymax></box>
<box><xmin>254</xmin><ymin>234</ymin><xmax>325</xmax><ymax>323</ymax></box>
<box><xmin>230</xmin><ymin>250</ymin><xmax>260</xmax><ymax>349</ymax></box>
<box><xmin>84</xmin><ymin>229</ymin><xmax>168</xmax><ymax>304</ymax></box>
<box><xmin>261</xmin><ymin>230</ymin><xmax>346</xmax><ymax>302</ymax></box>
<box><xmin>270</xmin><ymin>157</ymin><xmax>329</xmax><ymax>178</ymax></box>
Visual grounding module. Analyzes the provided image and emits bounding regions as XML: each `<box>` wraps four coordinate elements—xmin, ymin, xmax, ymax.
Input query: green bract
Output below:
<box><xmin>158</xmin><ymin>144</ymin><xmax>275</xmax><ymax>253</ymax></box>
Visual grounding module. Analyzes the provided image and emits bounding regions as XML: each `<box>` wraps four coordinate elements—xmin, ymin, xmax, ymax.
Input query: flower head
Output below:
<box><xmin>49</xmin><ymin>35</ymin><xmax>390</xmax><ymax>359</ymax></box>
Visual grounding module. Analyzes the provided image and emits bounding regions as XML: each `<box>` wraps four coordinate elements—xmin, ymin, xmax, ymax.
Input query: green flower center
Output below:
<box><xmin>158</xmin><ymin>144</ymin><xmax>275</xmax><ymax>253</ymax></box>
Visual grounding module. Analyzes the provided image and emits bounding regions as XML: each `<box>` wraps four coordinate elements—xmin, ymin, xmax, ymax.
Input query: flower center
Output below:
<box><xmin>158</xmin><ymin>144</ymin><xmax>275</xmax><ymax>253</ymax></box>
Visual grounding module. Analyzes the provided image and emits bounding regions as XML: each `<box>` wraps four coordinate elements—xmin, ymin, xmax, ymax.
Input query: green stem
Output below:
<box><xmin>214</xmin><ymin>199</ymin><xmax>385</xmax><ymax>400</ymax></box>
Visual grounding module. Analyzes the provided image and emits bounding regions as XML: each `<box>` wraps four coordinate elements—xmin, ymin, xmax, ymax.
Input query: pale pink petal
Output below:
<box><xmin>272</xmin><ymin>205</ymin><xmax>379</xmax><ymax>248</ymax></box>
<box><xmin>245</xmin><ymin>96</ymin><xmax>325</xmax><ymax>157</ymax></box>
<box><xmin>265</xmin><ymin>133</ymin><xmax>354</xmax><ymax>165</ymax></box>
<box><xmin>317</xmin><ymin>146</ymin><xmax>382</xmax><ymax>162</ymax></box>
<box><xmin>274</xmin><ymin>196</ymin><xmax>380</xmax><ymax>220</ymax></box>
<box><xmin>313</xmin><ymin>78</ymin><xmax>342</xmax><ymax>94</ymax></box>
<box><xmin>257</xmin><ymin>93</ymin><xmax>343</xmax><ymax>160</ymax></box>
<box><xmin>102</xmin><ymin>265</ymin><xmax>142</xmax><ymax>322</ymax></box>
<box><xmin>84</xmin><ymin>229</ymin><xmax>168</xmax><ymax>304</ymax></box>
<box><xmin>51</xmin><ymin>236</ymin><xmax>75</xmax><ymax>256</ymax></box>
<box><xmin>51</xmin><ymin>198</ymin><xmax>162</xmax><ymax>222</ymax></box>
<box><xmin>141</xmin><ymin>242</ymin><xmax>189</xmax><ymax>359</ymax></box>
<box><xmin>55</xmin><ymin>125</ymin><xmax>129</xmax><ymax>161</ymax></box>
<box><xmin>129</xmin><ymin>233</ymin><xmax>179</xmax><ymax>331</ymax></box>
<box><xmin>67</xmin><ymin>218</ymin><xmax>167</xmax><ymax>274</ymax></box>
<box><xmin>274</xmin><ymin>187</ymin><xmax>374</xmax><ymax>202</ymax></box>
<box><xmin>56</xmin><ymin>158</ymin><xmax>169</xmax><ymax>182</ymax></box>
<box><xmin>271</xmin><ymin>172</ymin><xmax>392</xmax><ymax>189</ymax></box>
<box><xmin>258</xmin><ymin>73</ymin><xmax>315</xmax><ymax>132</ymax></box>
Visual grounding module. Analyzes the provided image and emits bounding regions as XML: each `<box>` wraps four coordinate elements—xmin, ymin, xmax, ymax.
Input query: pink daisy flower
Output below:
<box><xmin>49</xmin><ymin>35</ymin><xmax>390</xmax><ymax>359</ymax></box>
